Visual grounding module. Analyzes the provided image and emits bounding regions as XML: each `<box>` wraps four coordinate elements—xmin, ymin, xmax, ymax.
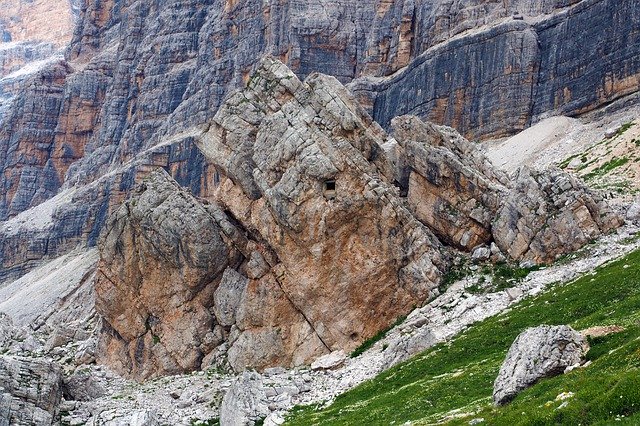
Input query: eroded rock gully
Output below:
<box><xmin>94</xmin><ymin>58</ymin><xmax>622</xmax><ymax>380</ymax></box>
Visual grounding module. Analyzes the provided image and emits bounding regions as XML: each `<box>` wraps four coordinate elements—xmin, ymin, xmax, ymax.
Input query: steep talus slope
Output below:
<box><xmin>2</xmin><ymin>0</ymin><xmax>639</xmax><ymax>285</ymax></box>
<box><xmin>92</xmin><ymin>57</ymin><xmax>621</xmax><ymax>380</ymax></box>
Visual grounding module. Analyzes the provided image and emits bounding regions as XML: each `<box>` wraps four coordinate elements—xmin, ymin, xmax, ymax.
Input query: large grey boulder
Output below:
<box><xmin>493</xmin><ymin>325</ymin><xmax>589</xmax><ymax>406</ymax></box>
<box><xmin>219</xmin><ymin>372</ymin><xmax>270</xmax><ymax>426</ymax></box>
<box><xmin>0</xmin><ymin>356</ymin><xmax>63</xmax><ymax>425</ymax></box>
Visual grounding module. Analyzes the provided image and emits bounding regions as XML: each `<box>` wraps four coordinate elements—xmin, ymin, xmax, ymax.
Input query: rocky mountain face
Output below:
<box><xmin>1</xmin><ymin>0</ymin><xmax>638</xmax><ymax>288</ymax></box>
<box><xmin>0</xmin><ymin>1</ymin><xmax>636</xmax><ymax>421</ymax></box>
<box><xmin>356</xmin><ymin>0</ymin><xmax>640</xmax><ymax>139</ymax></box>
<box><xmin>0</xmin><ymin>0</ymin><xmax>77</xmax><ymax>114</ymax></box>
<box><xmin>93</xmin><ymin>57</ymin><xmax>621</xmax><ymax>379</ymax></box>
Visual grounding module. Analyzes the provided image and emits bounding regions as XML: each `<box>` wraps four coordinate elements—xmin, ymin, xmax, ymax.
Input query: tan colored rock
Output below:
<box><xmin>392</xmin><ymin>116</ymin><xmax>508</xmax><ymax>250</ymax></box>
<box><xmin>95</xmin><ymin>169</ymin><xmax>330</xmax><ymax>379</ymax></box>
<box><xmin>95</xmin><ymin>58</ymin><xmax>623</xmax><ymax>381</ymax></box>
<box><xmin>95</xmin><ymin>170</ymin><xmax>241</xmax><ymax>378</ymax></box>
<box><xmin>198</xmin><ymin>57</ymin><xmax>447</xmax><ymax>361</ymax></box>
<box><xmin>0</xmin><ymin>0</ymin><xmax>75</xmax><ymax>47</ymax></box>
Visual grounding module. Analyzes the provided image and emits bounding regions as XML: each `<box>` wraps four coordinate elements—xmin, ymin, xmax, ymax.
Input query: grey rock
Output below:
<box><xmin>0</xmin><ymin>356</ymin><xmax>63</xmax><ymax>425</ymax></box>
<box><xmin>63</xmin><ymin>370</ymin><xmax>106</xmax><ymax>401</ymax></box>
<box><xmin>605</xmin><ymin>126</ymin><xmax>621</xmax><ymax>138</ymax></box>
<box><xmin>626</xmin><ymin>198</ymin><xmax>640</xmax><ymax>225</ymax></box>
<box><xmin>472</xmin><ymin>246</ymin><xmax>491</xmax><ymax>262</ymax></box>
<box><xmin>74</xmin><ymin>338</ymin><xmax>97</xmax><ymax>365</ymax></box>
<box><xmin>492</xmin><ymin>167</ymin><xmax>623</xmax><ymax>264</ymax></box>
<box><xmin>214</xmin><ymin>268</ymin><xmax>249</xmax><ymax>328</ymax></box>
<box><xmin>310</xmin><ymin>351</ymin><xmax>347</xmax><ymax>371</ymax></box>
<box><xmin>382</xmin><ymin>328</ymin><xmax>436</xmax><ymax>369</ymax></box>
<box><xmin>220</xmin><ymin>372</ymin><xmax>270</xmax><ymax>426</ymax></box>
<box><xmin>129</xmin><ymin>410</ymin><xmax>160</xmax><ymax>426</ymax></box>
<box><xmin>493</xmin><ymin>325</ymin><xmax>589</xmax><ymax>406</ymax></box>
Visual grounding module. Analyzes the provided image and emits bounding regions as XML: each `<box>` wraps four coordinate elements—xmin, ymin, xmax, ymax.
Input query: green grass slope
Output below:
<box><xmin>285</xmin><ymin>249</ymin><xmax>640</xmax><ymax>425</ymax></box>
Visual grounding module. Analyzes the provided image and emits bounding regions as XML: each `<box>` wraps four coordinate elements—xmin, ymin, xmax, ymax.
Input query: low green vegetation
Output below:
<box><xmin>615</xmin><ymin>121</ymin><xmax>635</xmax><ymax>138</ymax></box>
<box><xmin>481</xmin><ymin>262</ymin><xmax>540</xmax><ymax>293</ymax></box>
<box><xmin>350</xmin><ymin>314</ymin><xmax>408</xmax><ymax>358</ymax></box>
<box><xmin>584</xmin><ymin>156</ymin><xmax>630</xmax><ymax>180</ymax></box>
<box><xmin>285</xmin><ymin>248</ymin><xmax>640</xmax><ymax>425</ymax></box>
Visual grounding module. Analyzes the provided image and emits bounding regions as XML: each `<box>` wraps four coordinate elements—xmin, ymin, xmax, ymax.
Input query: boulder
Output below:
<box><xmin>472</xmin><ymin>246</ymin><xmax>491</xmax><ymax>262</ymax></box>
<box><xmin>493</xmin><ymin>325</ymin><xmax>589</xmax><ymax>406</ymax></box>
<box><xmin>219</xmin><ymin>372</ymin><xmax>270</xmax><ymax>426</ymax></box>
<box><xmin>310</xmin><ymin>351</ymin><xmax>347</xmax><ymax>371</ymax></box>
<box><xmin>63</xmin><ymin>370</ymin><xmax>106</xmax><ymax>401</ymax></box>
<box><xmin>0</xmin><ymin>356</ymin><xmax>63</xmax><ymax>425</ymax></box>
<box><xmin>95</xmin><ymin>169</ymin><xmax>243</xmax><ymax>379</ymax></box>
<box><xmin>626</xmin><ymin>198</ymin><xmax>640</xmax><ymax>224</ymax></box>
<box><xmin>129</xmin><ymin>410</ymin><xmax>160</xmax><ymax>426</ymax></box>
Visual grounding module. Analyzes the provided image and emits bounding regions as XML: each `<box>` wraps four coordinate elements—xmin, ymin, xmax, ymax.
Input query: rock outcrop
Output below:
<box><xmin>94</xmin><ymin>57</ymin><xmax>623</xmax><ymax>380</ymax></box>
<box><xmin>493</xmin><ymin>325</ymin><xmax>589</xmax><ymax>406</ymax></box>
<box><xmin>392</xmin><ymin>115</ymin><xmax>509</xmax><ymax>250</ymax></box>
<box><xmin>95</xmin><ymin>61</ymin><xmax>449</xmax><ymax>377</ymax></box>
<box><xmin>219</xmin><ymin>372</ymin><xmax>270</xmax><ymax>426</ymax></box>
<box><xmin>0</xmin><ymin>356</ymin><xmax>63</xmax><ymax>425</ymax></box>
<box><xmin>493</xmin><ymin>167</ymin><xmax>623</xmax><ymax>263</ymax></box>
<box><xmin>0</xmin><ymin>0</ymin><xmax>77</xmax><ymax>116</ymax></box>
<box><xmin>358</xmin><ymin>0</ymin><xmax>640</xmax><ymax>139</ymax></box>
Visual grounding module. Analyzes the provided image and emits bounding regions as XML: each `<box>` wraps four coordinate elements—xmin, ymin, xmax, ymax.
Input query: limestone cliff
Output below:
<box><xmin>1</xmin><ymin>0</ymin><xmax>638</xmax><ymax>285</ymax></box>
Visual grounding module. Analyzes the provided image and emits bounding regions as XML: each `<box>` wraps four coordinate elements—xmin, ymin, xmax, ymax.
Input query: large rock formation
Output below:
<box><xmin>493</xmin><ymin>167</ymin><xmax>623</xmax><ymax>263</ymax></box>
<box><xmin>94</xmin><ymin>57</ymin><xmax>622</xmax><ymax>380</ymax></box>
<box><xmin>95</xmin><ymin>60</ymin><xmax>449</xmax><ymax>376</ymax></box>
<box><xmin>1</xmin><ymin>0</ymin><xmax>639</xmax><ymax>289</ymax></box>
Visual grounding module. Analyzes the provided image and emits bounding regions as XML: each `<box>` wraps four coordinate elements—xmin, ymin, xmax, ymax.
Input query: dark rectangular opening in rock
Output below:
<box><xmin>323</xmin><ymin>179</ymin><xmax>336</xmax><ymax>199</ymax></box>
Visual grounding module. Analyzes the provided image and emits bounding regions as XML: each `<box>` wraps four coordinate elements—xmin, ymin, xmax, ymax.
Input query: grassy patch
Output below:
<box><xmin>489</xmin><ymin>262</ymin><xmax>540</xmax><ymax>292</ymax></box>
<box><xmin>285</xmin><ymin>248</ymin><xmax>640</xmax><ymax>425</ymax></box>
<box><xmin>584</xmin><ymin>156</ymin><xmax>630</xmax><ymax>180</ymax></box>
<box><xmin>350</xmin><ymin>314</ymin><xmax>408</xmax><ymax>358</ymax></box>
<box><xmin>615</xmin><ymin>121</ymin><xmax>635</xmax><ymax>138</ymax></box>
<box><xmin>439</xmin><ymin>263</ymin><xmax>473</xmax><ymax>294</ymax></box>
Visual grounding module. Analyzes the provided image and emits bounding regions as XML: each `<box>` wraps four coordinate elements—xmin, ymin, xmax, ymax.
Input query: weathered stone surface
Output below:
<box><xmin>198</xmin><ymin>57</ymin><xmax>447</xmax><ymax>367</ymax></box>
<box><xmin>358</xmin><ymin>0</ymin><xmax>640</xmax><ymax>139</ymax></box>
<box><xmin>62</xmin><ymin>370</ymin><xmax>106</xmax><ymax>402</ymax></box>
<box><xmin>492</xmin><ymin>167</ymin><xmax>623</xmax><ymax>264</ymax></box>
<box><xmin>0</xmin><ymin>356</ymin><xmax>63</xmax><ymax>425</ymax></box>
<box><xmin>94</xmin><ymin>57</ymin><xmax>625</xmax><ymax>380</ymax></box>
<box><xmin>310</xmin><ymin>351</ymin><xmax>346</xmax><ymax>371</ymax></box>
<box><xmin>219</xmin><ymin>372</ymin><xmax>270</xmax><ymax>426</ymax></box>
<box><xmin>2</xmin><ymin>0</ymin><xmax>639</xmax><ymax>291</ymax></box>
<box><xmin>95</xmin><ymin>169</ymin><xmax>241</xmax><ymax>379</ymax></box>
<box><xmin>0</xmin><ymin>0</ymin><xmax>76</xmax><ymax>47</ymax></box>
<box><xmin>493</xmin><ymin>325</ymin><xmax>589</xmax><ymax>406</ymax></box>
<box><xmin>392</xmin><ymin>115</ymin><xmax>508</xmax><ymax>250</ymax></box>
<box><xmin>627</xmin><ymin>198</ymin><xmax>640</xmax><ymax>225</ymax></box>
<box><xmin>213</xmin><ymin>268</ymin><xmax>249</xmax><ymax>328</ymax></box>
